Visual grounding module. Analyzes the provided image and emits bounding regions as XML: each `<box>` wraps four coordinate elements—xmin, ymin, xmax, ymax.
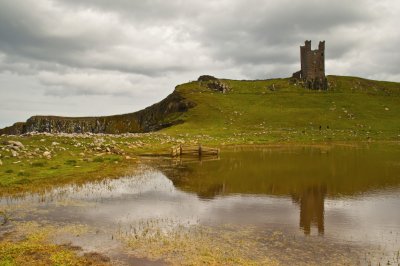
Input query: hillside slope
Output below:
<box><xmin>164</xmin><ymin>75</ymin><xmax>400</xmax><ymax>142</ymax></box>
<box><xmin>0</xmin><ymin>91</ymin><xmax>195</xmax><ymax>135</ymax></box>
<box><xmin>1</xmin><ymin>75</ymin><xmax>399</xmax><ymax>141</ymax></box>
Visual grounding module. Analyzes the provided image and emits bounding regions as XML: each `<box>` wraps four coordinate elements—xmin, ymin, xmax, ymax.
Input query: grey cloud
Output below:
<box><xmin>193</xmin><ymin>0</ymin><xmax>375</xmax><ymax>67</ymax></box>
<box><xmin>57</xmin><ymin>0</ymin><xmax>204</xmax><ymax>23</ymax></box>
<box><xmin>0</xmin><ymin>0</ymin><xmax>390</xmax><ymax>79</ymax></box>
<box><xmin>0</xmin><ymin>0</ymin><xmax>200</xmax><ymax>76</ymax></box>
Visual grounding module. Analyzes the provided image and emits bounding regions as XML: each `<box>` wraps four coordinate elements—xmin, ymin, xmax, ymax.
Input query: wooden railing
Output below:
<box><xmin>171</xmin><ymin>144</ymin><xmax>219</xmax><ymax>157</ymax></box>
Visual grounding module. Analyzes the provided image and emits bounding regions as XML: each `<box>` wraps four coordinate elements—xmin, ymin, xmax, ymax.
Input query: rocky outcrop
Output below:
<box><xmin>0</xmin><ymin>90</ymin><xmax>196</xmax><ymax>135</ymax></box>
<box><xmin>206</xmin><ymin>80</ymin><xmax>231</xmax><ymax>93</ymax></box>
<box><xmin>198</xmin><ymin>75</ymin><xmax>231</xmax><ymax>93</ymax></box>
<box><xmin>197</xmin><ymin>75</ymin><xmax>218</xmax><ymax>82</ymax></box>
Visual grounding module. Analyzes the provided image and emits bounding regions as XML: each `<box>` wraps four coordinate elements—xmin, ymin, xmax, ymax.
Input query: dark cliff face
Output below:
<box><xmin>0</xmin><ymin>90</ymin><xmax>196</xmax><ymax>135</ymax></box>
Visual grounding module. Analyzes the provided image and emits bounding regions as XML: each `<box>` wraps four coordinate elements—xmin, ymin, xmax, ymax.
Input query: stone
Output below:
<box><xmin>207</xmin><ymin>80</ymin><xmax>231</xmax><ymax>93</ymax></box>
<box><xmin>7</xmin><ymin>140</ymin><xmax>25</xmax><ymax>149</ymax></box>
<box><xmin>43</xmin><ymin>151</ymin><xmax>51</xmax><ymax>158</ymax></box>
<box><xmin>11</xmin><ymin>150</ymin><xmax>18</xmax><ymax>157</ymax></box>
<box><xmin>0</xmin><ymin>159</ymin><xmax>2</xmax><ymax>166</ymax></box>
<box><xmin>198</xmin><ymin>75</ymin><xmax>218</xmax><ymax>82</ymax></box>
<box><xmin>9</xmin><ymin>145</ymin><xmax>20</xmax><ymax>151</ymax></box>
<box><xmin>52</xmin><ymin>142</ymin><xmax>59</xmax><ymax>146</ymax></box>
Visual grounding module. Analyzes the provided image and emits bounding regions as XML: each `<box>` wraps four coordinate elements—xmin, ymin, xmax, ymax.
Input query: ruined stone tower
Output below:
<box><xmin>292</xmin><ymin>40</ymin><xmax>328</xmax><ymax>90</ymax></box>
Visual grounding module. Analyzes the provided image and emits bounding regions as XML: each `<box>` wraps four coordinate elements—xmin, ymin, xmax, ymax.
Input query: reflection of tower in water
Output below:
<box><xmin>292</xmin><ymin>184</ymin><xmax>327</xmax><ymax>235</ymax></box>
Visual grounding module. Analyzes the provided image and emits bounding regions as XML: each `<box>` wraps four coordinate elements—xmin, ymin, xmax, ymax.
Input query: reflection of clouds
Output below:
<box><xmin>324</xmin><ymin>193</ymin><xmax>400</xmax><ymax>252</ymax></box>
<box><xmin>1</xmin><ymin>169</ymin><xmax>400</xmax><ymax>257</ymax></box>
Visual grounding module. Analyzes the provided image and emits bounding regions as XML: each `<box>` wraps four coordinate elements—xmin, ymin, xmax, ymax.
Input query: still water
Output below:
<box><xmin>1</xmin><ymin>144</ymin><xmax>400</xmax><ymax>265</ymax></box>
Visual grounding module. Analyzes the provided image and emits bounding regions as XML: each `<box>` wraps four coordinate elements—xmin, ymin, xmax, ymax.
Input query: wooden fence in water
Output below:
<box><xmin>171</xmin><ymin>144</ymin><xmax>219</xmax><ymax>157</ymax></box>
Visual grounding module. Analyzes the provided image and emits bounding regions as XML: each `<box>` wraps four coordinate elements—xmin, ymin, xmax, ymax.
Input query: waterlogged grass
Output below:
<box><xmin>122</xmin><ymin>224</ymin><xmax>361</xmax><ymax>265</ymax></box>
<box><xmin>0</xmin><ymin>222</ymin><xmax>109</xmax><ymax>266</ymax></box>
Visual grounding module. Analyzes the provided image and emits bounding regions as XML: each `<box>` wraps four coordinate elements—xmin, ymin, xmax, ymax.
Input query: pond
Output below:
<box><xmin>1</xmin><ymin>143</ymin><xmax>400</xmax><ymax>265</ymax></box>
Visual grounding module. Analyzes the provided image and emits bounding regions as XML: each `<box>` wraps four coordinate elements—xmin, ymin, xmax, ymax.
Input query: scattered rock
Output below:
<box><xmin>52</xmin><ymin>142</ymin><xmax>59</xmax><ymax>146</ymax></box>
<box><xmin>9</xmin><ymin>145</ymin><xmax>20</xmax><ymax>151</ymax></box>
<box><xmin>11</xmin><ymin>150</ymin><xmax>18</xmax><ymax>157</ymax></box>
<box><xmin>111</xmin><ymin>147</ymin><xmax>123</xmax><ymax>155</ymax></box>
<box><xmin>385</xmin><ymin>107</ymin><xmax>389</xmax><ymax>111</ymax></box>
<box><xmin>125</xmin><ymin>156</ymin><xmax>131</xmax><ymax>160</ymax></box>
<box><xmin>43</xmin><ymin>151</ymin><xmax>51</xmax><ymax>159</ymax></box>
<box><xmin>207</xmin><ymin>80</ymin><xmax>231</xmax><ymax>93</ymax></box>
<box><xmin>6</xmin><ymin>140</ymin><xmax>25</xmax><ymax>149</ymax></box>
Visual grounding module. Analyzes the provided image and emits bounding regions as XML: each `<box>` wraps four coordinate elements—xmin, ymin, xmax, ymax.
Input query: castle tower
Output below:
<box><xmin>293</xmin><ymin>40</ymin><xmax>327</xmax><ymax>90</ymax></box>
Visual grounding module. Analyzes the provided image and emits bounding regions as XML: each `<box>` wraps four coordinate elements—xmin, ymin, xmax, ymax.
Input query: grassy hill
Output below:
<box><xmin>0</xmin><ymin>75</ymin><xmax>399</xmax><ymax>194</ymax></box>
<box><xmin>1</xmin><ymin>75</ymin><xmax>399</xmax><ymax>142</ymax></box>
<box><xmin>161</xmin><ymin>75</ymin><xmax>400</xmax><ymax>142</ymax></box>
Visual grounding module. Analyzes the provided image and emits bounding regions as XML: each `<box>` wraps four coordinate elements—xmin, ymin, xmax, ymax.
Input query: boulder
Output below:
<box><xmin>9</xmin><ymin>145</ymin><xmax>21</xmax><ymax>151</ymax></box>
<box><xmin>207</xmin><ymin>80</ymin><xmax>231</xmax><ymax>93</ymax></box>
<box><xmin>198</xmin><ymin>75</ymin><xmax>218</xmax><ymax>82</ymax></box>
<box><xmin>6</xmin><ymin>140</ymin><xmax>25</xmax><ymax>149</ymax></box>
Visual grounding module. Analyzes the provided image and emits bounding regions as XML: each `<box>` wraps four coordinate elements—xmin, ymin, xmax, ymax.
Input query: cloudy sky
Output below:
<box><xmin>0</xmin><ymin>0</ymin><xmax>399</xmax><ymax>128</ymax></box>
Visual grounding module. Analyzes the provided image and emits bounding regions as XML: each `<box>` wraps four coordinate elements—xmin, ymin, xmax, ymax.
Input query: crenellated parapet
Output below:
<box><xmin>293</xmin><ymin>40</ymin><xmax>328</xmax><ymax>90</ymax></box>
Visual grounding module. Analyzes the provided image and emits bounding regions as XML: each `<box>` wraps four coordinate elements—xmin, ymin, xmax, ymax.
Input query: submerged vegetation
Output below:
<box><xmin>123</xmin><ymin>224</ymin><xmax>364</xmax><ymax>265</ymax></box>
<box><xmin>0</xmin><ymin>222</ymin><xmax>110</xmax><ymax>266</ymax></box>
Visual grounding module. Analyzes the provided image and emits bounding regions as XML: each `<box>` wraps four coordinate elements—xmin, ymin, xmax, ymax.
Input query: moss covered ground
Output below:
<box><xmin>0</xmin><ymin>222</ymin><xmax>110</xmax><ymax>266</ymax></box>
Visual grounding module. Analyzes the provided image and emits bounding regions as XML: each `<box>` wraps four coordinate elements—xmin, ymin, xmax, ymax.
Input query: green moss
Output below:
<box><xmin>14</xmin><ymin>178</ymin><xmax>31</xmax><ymax>184</ymax></box>
<box><xmin>0</xmin><ymin>223</ymin><xmax>110</xmax><ymax>266</ymax></box>
<box><xmin>93</xmin><ymin>157</ymin><xmax>104</xmax><ymax>163</ymax></box>
<box><xmin>31</xmin><ymin>162</ymin><xmax>46</xmax><ymax>167</ymax></box>
<box><xmin>64</xmin><ymin>159</ymin><xmax>77</xmax><ymax>165</ymax></box>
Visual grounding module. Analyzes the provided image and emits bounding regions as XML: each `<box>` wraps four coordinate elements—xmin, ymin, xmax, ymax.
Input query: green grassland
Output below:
<box><xmin>0</xmin><ymin>75</ymin><xmax>399</xmax><ymax>195</ymax></box>
<box><xmin>164</xmin><ymin>75</ymin><xmax>400</xmax><ymax>143</ymax></box>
